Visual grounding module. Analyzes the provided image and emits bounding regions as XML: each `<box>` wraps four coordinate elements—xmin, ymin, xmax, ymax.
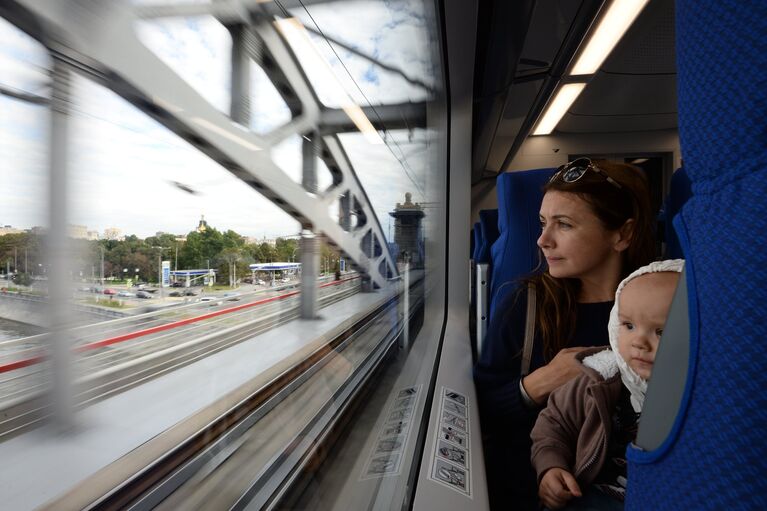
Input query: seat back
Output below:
<box><xmin>662</xmin><ymin>168</ymin><xmax>692</xmax><ymax>259</ymax></box>
<box><xmin>472</xmin><ymin>210</ymin><xmax>499</xmax><ymax>356</ymax></box>
<box><xmin>476</xmin><ymin>209</ymin><xmax>499</xmax><ymax>264</ymax></box>
<box><xmin>472</xmin><ymin>223</ymin><xmax>482</xmax><ymax>261</ymax></box>
<box><xmin>625</xmin><ymin>1</ymin><xmax>767</xmax><ymax>509</ymax></box>
<box><xmin>488</xmin><ymin>168</ymin><xmax>555</xmax><ymax>322</ymax></box>
<box><xmin>469</xmin><ymin>228</ymin><xmax>476</xmax><ymax>262</ymax></box>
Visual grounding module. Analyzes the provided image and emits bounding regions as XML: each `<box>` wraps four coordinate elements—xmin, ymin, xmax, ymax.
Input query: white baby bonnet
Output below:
<box><xmin>608</xmin><ymin>259</ymin><xmax>685</xmax><ymax>413</ymax></box>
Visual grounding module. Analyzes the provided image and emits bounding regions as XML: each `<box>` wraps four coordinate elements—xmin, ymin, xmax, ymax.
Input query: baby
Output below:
<box><xmin>530</xmin><ymin>259</ymin><xmax>684</xmax><ymax>510</ymax></box>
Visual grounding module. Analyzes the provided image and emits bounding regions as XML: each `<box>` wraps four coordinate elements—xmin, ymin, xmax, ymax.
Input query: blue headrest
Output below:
<box><xmin>489</xmin><ymin>168</ymin><xmax>555</xmax><ymax>318</ymax></box>
<box><xmin>663</xmin><ymin>168</ymin><xmax>692</xmax><ymax>259</ymax></box>
<box><xmin>475</xmin><ymin>209</ymin><xmax>499</xmax><ymax>264</ymax></box>
<box><xmin>472</xmin><ymin>223</ymin><xmax>482</xmax><ymax>261</ymax></box>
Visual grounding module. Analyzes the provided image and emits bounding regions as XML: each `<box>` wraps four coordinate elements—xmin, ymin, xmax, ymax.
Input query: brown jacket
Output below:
<box><xmin>530</xmin><ymin>348</ymin><xmax>623</xmax><ymax>486</ymax></box>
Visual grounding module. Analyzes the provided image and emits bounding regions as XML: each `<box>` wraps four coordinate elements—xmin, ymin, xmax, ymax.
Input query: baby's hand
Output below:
<box><xmin>538</xmin><ymin>467</ymin><xmax>582</xmax><ymax>509</ymax></box>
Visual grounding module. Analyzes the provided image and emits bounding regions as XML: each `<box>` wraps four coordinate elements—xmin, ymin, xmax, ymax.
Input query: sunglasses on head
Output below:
<box><xmin>549</xmin><ymin>157</ymin><xmax>623</xmax><ymax>190</ymax></box>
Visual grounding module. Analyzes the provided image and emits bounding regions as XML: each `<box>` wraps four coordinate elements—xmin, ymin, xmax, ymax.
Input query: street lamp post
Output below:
<box><xmin>153</xmin><ymin>246</ymin><xmax>168</xmax><ymax>300</ymax></box>
<box><xmin>123</xmin><ymin>268</ymin><xmax>128</xmax><ymax>283</ymax></box>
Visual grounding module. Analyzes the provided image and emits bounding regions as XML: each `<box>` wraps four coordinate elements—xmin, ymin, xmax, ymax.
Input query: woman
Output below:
<box><xmin>474</xmin><ymin>158</ymin><xmax>655</xmax><ymax>510</ymax></box>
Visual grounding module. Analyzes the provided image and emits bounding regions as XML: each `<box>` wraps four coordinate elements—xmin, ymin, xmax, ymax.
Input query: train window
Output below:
<box><xmin>0</xmin><ymin>1</ymin><xmax>446</xmax><ymax>509</ymax></box>
<box><xmin>0</xmin><ymin>16</ymin><xmax>50</xmax><ymax>375</ymax></box>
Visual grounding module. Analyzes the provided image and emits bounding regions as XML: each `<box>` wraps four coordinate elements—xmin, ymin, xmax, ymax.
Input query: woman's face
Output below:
<box><xmin>537</xmin><ymin>191</ymin><xmax>622</xmax><ymax>280</ymax></box>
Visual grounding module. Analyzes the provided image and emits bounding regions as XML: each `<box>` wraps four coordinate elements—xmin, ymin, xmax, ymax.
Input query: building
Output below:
<box><xmin>196</xmin><ymin>215</ymin><xmax>209</xmax><ymax>233</ymax></box>
<box><xmin>252</xmin><ymin>236</ymin><xmax>277</xmax><ymax>247</ymax></box>
<box><xmin>0</xmin><ymin>225</ymin><xmax>24</xmax><ymax>236</ymax></box>
<box><xmin>389</xmin><ymin>192</ymin><xmax>425</xmax><ymax>268</ymax></box>
<box><xmin>68</xmin><ymin>224</ymin><xmax>88</xmax><ymax>239</ymax></box>
<box><xmin>103</xmin><ymin>227</ymin><xmax>123</xmax><ymax>240</ymax></box>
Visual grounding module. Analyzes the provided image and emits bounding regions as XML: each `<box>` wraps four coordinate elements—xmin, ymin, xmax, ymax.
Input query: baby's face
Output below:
<box><xmin>616</xmin><ymin>272</ymin><xmax>679</xmax><ymax>380</ymax></box>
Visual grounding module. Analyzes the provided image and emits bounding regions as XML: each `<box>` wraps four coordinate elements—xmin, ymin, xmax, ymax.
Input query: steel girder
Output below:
<box><xmin>1</xmin><ymin>0</ymin><xmax>405</xmax><ymax>287</ymax></box>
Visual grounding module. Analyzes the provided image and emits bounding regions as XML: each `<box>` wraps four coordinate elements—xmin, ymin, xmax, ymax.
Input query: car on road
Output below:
<box><xmin>256</xmin><ymin>279</ymin><xmax>266</xmax><ymax>286</ymax></box>
<box><xmin>199</xmin><ymin>296</ymin><xmax>219</xmax><ymax>303</ymax></box>
<box><xmin>169</xmin><ymin>291</ymin><xmax>184</xmax><ymax>297</ymax></box>
<box><xmin>117</xmin><ymin>291</ymin><xmax>135</xmax><ymax>297</ymax></box>
<box><xmin>222</xmin><ymin>292</ymin><xmax>241</xmax><ymax>301</ymax></box>
<box><xmin>184</xmin><ymin>290</ymin><xmax>197</xmax><ymax>296</ymax></box>
<box><xmin>136</xmin><ymin>291</ymin><xmax>153</xmax><ymax>299</ymax></box>
<box><xmin>103</xmin><ymin>288</ymin><xmax>117</xmax><ymax>295</ymax></box>
<box><xmin>170</xmin><ymin>282</ymin><xmax>184</xmax><ymax>288</ymax></box>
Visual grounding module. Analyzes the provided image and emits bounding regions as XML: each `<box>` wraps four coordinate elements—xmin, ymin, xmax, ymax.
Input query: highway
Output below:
<box><xmin>0</xmin><ymin>276</ymin><xmax>360</xmax><ymax>439</ymax></box>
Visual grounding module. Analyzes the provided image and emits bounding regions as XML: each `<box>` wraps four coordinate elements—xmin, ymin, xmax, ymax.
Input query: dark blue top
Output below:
<box><xmin>475</xmin><ymin>287</ymin><xmax>613</xmax><ymax>510</ymax></box>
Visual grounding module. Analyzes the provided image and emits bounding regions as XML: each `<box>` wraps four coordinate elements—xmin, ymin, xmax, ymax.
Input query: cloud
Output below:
<box><xmin>0</xmin><ymin>96</ymin><xmax>49</xmax><ymax>229</ymax></box>
<box><xmin>0</xmin><ymin>0</ymin><xmax>439</xmax><ymax>245</ymax></box>
<box><xmin>289</xmin><ymin>0</ymin><xmax>435</xmax><ymax>106</ymax></box>
<box><xmin>362</xmin><ymin>66</ymin><xmax>380</xmax><ymax>85</ymax></box>
<box><xmin>249</xmin><ymin>61</ymin><xmax>292</xmax><ymax>134</ymax></box>
<box><xmin>136</xmin><ymin>16</ymin><xmax>231</xmax><ymax>113</ymax></box>
<box><xmin>66</xmin><ymin>76</ymin><xmax>299</xmax><ymax>238</ymax></box>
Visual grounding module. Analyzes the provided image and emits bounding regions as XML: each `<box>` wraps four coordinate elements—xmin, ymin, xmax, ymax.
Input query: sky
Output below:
<box><xmin>0</xmin><ymin>0</ymin><xmax>437</xmax><ymax>241</ymax></box>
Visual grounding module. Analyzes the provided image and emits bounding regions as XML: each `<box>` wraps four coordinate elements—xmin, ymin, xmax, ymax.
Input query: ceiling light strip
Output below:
<box><xmin>532</xmin><ymin>83</ymin><xmax>586</xmax><ymax>136</ymax></box>
<box><xmin>570</xmin><ymin>0</ymin><xmax>651</xmax><ymax>75</ymax></box>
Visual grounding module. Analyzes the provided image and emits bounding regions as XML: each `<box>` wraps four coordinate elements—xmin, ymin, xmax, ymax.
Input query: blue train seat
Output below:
<box><xmin>625</xmin><ymin>1</ymin><xmax>767</xmax><ymax>509</ymax></box>
<box><xmin>472</xmin><ymin>223</ymin><xmax>482</xmax><ymax>261</ymax></box>
<box><xmin>662</xmin><ymin>168</ymin><xmax>692</xmax><ymax>259</ymax></box>
<box><xmin>476</xmin><ymin>209</ymin><xmax>499</xmax><ymax>264</ymax></box>
<box><xmin>473</xmin><ymin>211</ymin><xmax>498</xmax><ymax>357</ymax></box>
<box><xmin>488</xmin><ymin>168</ymin><xmax>555</xmax><ymax>323</ymax></box>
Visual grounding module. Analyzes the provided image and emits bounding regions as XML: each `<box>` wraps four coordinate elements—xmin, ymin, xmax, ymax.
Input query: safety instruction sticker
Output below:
<box><xmin>360</xmin><ymin>385</ymin><xmax>422</xmax><ymax>480</ymax></box>
<box><xmin>428</xmin><ymin>387</ymin><xmax>472</xmax><ymax>497</ymax></box>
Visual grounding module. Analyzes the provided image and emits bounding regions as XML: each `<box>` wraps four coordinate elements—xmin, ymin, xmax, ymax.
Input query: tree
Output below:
<box><xmin>222</xmin><ymin>230</ymin><xmax>245</xmax><ymax>250</ymax></box>
<box><xmin>275</xmin><ymin>237</ymin><xmax>298</xmax><ymax>262</ymax></box>
<box><xmin>13</xmin><ymin>272</ymin><xmax>32</xmax><ymax>286</ymax></box>
<box><xmin>320</xmin><ymin>241</ymin><xmax>340</xmax><ymax>274</ymax></box>
<box><xmin>0</xmin><ymin>232</ymin><xmax>43</xmax><ymax>274</ymax></box>
<box><xmin>178</xmin><ymin>228</ymin><xmax>224</xmax><ymax>269</ymax></box>
<box><xmin>217</xmin><ymin>247</ymin><xmax>244</xmax><ymax>287</ymax></box>
<box><xmin>251</xmin><ymin>242</ymin><xmax>276</xmax><ymax>263</ymax></box>
<box><xmin>145</xmin><ymin>233</ymin><xmax>178</xmax><ymax>248</ymax></box>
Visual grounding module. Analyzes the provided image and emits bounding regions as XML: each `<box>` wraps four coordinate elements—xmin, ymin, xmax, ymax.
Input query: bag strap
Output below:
<box><xmin>521</xmin><ymin>283</ymin><xmax>536</xmax><ymax>376</ymax></box>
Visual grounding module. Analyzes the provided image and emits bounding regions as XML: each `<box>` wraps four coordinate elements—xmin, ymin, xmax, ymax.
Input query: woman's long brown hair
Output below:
<box><xmin>528</xmin><ymin>161</ymin><xmax>655</xmax><ymax>361</ymax></box>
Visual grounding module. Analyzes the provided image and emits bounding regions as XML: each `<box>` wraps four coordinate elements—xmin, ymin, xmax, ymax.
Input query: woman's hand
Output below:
<box><xmin>522</xmin><ymin>347</ymin><xmax>591</xmax><ymax>405</ymax></box>
<box><xmin>538</xmin><ymin>467</ymin><xmax>582</xmax><ymax>509</ymax></box>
